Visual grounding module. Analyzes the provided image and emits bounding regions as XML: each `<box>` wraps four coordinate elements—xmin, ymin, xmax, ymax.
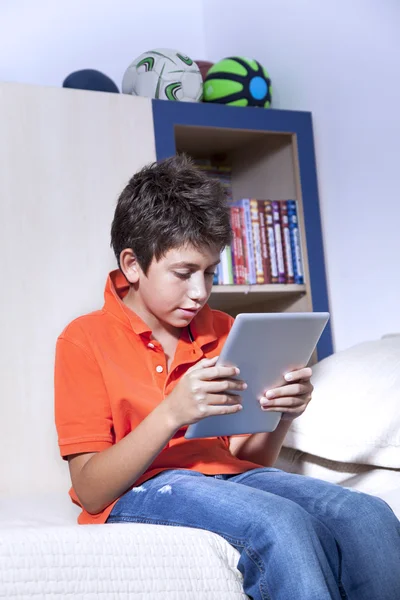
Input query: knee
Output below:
<box><xmin>341</xmin><ymin>489</ymin><xmax>398</xmax><ymax>528</ymax></box>
<box><xmin>250</xmin><ymin>500</ymin><xmax>339</xmax><ymax>565</ymax></box>
<box><xmin>256</xmin><ymin>499</ymin><xmax>329</xmax><ymax>540</ymax></box>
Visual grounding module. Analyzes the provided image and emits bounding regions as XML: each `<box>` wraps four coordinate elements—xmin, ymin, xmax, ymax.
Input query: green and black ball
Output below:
<box><xmin>203</xmin><ymin>56</ymin><xmax>272</xmax><ymax>108</ymax></box>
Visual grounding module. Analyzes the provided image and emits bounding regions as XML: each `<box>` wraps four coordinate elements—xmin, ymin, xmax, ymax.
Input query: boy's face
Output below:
<box><xmin>123</xmin><ymin>244</ymin><xmax>221</xmax><ymax>332</ymax></box>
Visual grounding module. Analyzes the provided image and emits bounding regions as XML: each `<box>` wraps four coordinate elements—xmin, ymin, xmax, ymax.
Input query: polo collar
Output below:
<box><xmin>103</xmin><ymin>269</ymin><xmax>217</xmax><ymax>348</ymax></box>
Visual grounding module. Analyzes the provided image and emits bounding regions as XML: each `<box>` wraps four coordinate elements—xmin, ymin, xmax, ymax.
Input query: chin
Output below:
<box><xmin>161</xmin><ymin>307</ymin><xmax>201</xmax><ymax>330</ymax></box>
<box><xmin>169</xmin><ymin>314</ymin><xmax>196</xmax><ymax>328</ymax></box>
<box><xmin>174</xmin><ymin>316</ymin><xmax>195</xmax><ymax>327</ymax></box>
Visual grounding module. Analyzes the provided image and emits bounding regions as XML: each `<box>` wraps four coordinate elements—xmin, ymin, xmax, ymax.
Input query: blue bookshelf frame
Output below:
<box><xmin>152</xmin><ymin>100</ymin><xmax>333</xmax><ymax>359</ymax></box>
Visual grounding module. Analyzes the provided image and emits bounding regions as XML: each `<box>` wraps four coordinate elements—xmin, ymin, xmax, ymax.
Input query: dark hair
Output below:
<box><xmin>111</xmin><ymin>154</ymin><xmax>232</xmax><ymax>273</ymax></box>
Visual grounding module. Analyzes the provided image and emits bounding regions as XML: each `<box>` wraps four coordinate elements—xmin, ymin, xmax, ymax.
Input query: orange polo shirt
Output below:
<box><xmin>54</xmin><ymin>269</ymin><xmax>262</xmax><ymax>524</ymax></box>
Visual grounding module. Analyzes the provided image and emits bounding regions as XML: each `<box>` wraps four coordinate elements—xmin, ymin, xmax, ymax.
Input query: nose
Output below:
<box><xmin>188</xmin><ymin>273</ymin><xmax>208</xmax><ymax>303</ymax></box>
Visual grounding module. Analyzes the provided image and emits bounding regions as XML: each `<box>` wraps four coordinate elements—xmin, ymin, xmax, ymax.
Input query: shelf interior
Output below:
<box><xmin>174</xmin><ymin>124</ymin><xmax>297</xmax><ymax>202</ymax></box>
<box><xmin>174</xmin><ymin>123</ymin><xmax>312</xmax><ymax>316</ymax></box>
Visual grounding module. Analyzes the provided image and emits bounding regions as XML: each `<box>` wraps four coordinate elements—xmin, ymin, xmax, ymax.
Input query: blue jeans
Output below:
<box><xmin>107</xmin><ymin>467</ymin><xmax>400</xmax><ymax>600</ymax></box>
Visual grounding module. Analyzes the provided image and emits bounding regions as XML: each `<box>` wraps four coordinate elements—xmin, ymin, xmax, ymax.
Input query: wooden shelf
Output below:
<box><xmin>212</xmin><ymin>284</ymin><xmax>306</xmax><ymax>294</ymax></box>
<box><xmin>209</xmin><ymin>284</ymin><xmax>307</xmax><ymax>315</ymax></box>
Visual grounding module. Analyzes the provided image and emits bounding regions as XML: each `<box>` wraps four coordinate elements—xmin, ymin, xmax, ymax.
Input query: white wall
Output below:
<box><xmin>0</xmin><ymin>0</ymin><xmax>206</xmax><ymax>89</ymax></box>
<box><xmin>203</xmin><ymin>0</ymin><xmax>400</xmax><ymax>351</ymax></box>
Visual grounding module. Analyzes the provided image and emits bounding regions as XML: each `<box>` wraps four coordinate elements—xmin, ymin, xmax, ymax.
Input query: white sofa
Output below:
<box><xmin>1</xmin><ymin>336</ymin><xmax>399</xmax><ymax>599</ymax></box>
<box><xmin>277</xmin><ymin>335</ymin><xmax>400</xmax><ymax>519</ymax></box>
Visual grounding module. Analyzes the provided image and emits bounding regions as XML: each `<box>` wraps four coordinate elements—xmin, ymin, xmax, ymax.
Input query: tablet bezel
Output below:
<box><xmin>185</xmin><ymin>312</ymin><xmax>329</xmax><ymax>440</ymax></box>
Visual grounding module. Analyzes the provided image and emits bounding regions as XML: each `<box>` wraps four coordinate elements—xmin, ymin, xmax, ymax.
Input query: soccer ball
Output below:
<box><xmin>122</xmin><ymin>48</ymin><xmax>203</xmax><ymax>102</ymax></box>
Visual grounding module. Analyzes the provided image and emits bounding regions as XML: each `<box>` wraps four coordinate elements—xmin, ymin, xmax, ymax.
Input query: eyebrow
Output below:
<box><xmin>170</xmin><ymin>260</ymin><xmax>220</xmax><ymax>268</ymax></box>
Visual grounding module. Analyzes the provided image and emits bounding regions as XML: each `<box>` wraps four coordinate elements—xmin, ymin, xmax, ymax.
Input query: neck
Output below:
<box><xmin>122</xmin><ymin>286</ymin><xmax>182</xmax><ymax>341</ymax></box>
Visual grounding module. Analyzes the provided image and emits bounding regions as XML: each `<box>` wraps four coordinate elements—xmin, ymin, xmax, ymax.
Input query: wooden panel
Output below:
<box><xmin>231</xmin><ymin>135</ymin><xmax>296</xmax><ymax>202</ymax></box>
<box><xmin>209</xmin><ymin>285</ymin><xmax>307</xmax><ymax>315</ymax></box>
<box><xmin>291</xmin><ymin>134</ymin><xmax>313</xmax><ymax>309</ymax></box>
<box><xmin>174</xmin><ymin>124</ymin><xmax>263</xmax><ymax>156</ymax></box>
<box><xmin>0</xmin><ymin>83</ymin><xmax>156</xmax><ymax>494</ymax></box>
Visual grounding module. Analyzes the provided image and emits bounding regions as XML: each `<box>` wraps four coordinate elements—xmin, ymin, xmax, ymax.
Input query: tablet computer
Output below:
<box><xmin>185</xmin><ymin>312</ymin><xmax>329</xmax><ymax>439</ymax></box>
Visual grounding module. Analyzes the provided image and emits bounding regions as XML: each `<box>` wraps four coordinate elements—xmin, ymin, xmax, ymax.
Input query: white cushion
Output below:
<box><xmin>276</xmin><ymin>447</ymin><xmax>400</xmax><ymax>518</ymax></box>
<box><xmin>284</xmin><ymin>337</ymin><xmax>400</xmax><ymax>468</ymax></box>
<box><xmin>0</xmin><ymin>517</ymin><xmax>245</xmax><ymax>599</ymax></box>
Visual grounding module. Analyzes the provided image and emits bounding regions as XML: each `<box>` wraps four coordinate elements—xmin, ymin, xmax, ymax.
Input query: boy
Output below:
<box><xmin>55</xmin><ymin>155</ymin><xmax>400</xmax><ymax>600</ymax></box>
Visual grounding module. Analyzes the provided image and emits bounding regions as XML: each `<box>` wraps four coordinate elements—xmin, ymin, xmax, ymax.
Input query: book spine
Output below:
<box><xmin>250</xmin><ymin>198</ymin><xmax>264</xmax><ymax>284</ymax></box>
<box><xmin>242</xmin><ymin>199</ymin><xmax>256</xmax><ymax>284</ymax></box>
<box><xmin>226</xmin><ymin>245</ymin><xmax>234</xmax><ymax>284</ymax></box>
<box><xmin>279</xmin><ymin>201</ymin><xmax>295</xmax><ymax>284</ymax></box>
<box><xmin>232</xmin><ymin>206</ymin><xmax>246</xmax><ymax>284</ymax></box>
<box><xmin>229</xmin><ymin>207</ymin><xmax>237</xmax><ymax>284</ymax></box>
<box><xmin>213</xmin><ymin>265</ymin><xmax>219</xmax><ymax>286</ymax></box>
<box><xmin>264</xmin><ymin>200</ymin><xmax>279</xmax><ymax>283</ymax></box>
<box><xmin>271</xmin><ymin>200</ymin><xmax>286</xmax><ymax>283</ymax></box>
<box><xmin>230</xmin><ymin>242</ymin><xmax>236</xmax><ymax>284</ymax></box>
<box><xmin>236</xmin><ymin>204</ymin><xmax>249</xmax><ymax>284</ymax></box>
<box><xmin>218</xmin><ymin>261</ymin><xmax>224</xmax><ymax>285</ymax></box>
<box><xmin>231</xmin><ymin>200</ymin><xmax>256</xmax><ymax>284</ymax></box>
<box><xmin>220</xmin><ymin>246</ymin><xmax>230</xmax><ymax>284</ymax></box>
<box><xmin>287</xmin><ymin>200</ymin><xmax>305</xmax><ymax>284</ymax></box>
<box><xmin>258</xmin><ymin>200</ymin><xmax>271</xmax><ymax>284</ymax></box>
<box><xmin>230</xmin><ymin>206</ymin><xmax>239</xmax><ymax>283</ymax></box>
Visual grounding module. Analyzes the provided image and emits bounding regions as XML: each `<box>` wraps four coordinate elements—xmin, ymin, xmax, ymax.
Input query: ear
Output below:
<box><xmin>119</xmin><ymin>248</ymin><xmax>140</xmax><ymax>284</ymax></box>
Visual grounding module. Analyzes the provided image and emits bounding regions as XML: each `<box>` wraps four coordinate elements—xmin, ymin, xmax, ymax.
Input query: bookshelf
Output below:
<box><xmin>0</xmin><ymin>82</ymin><xmax>331</xmax><ymax>371</ymax></box>
<box><xmin>152</xmin><ymin>100</ymin><xmax>333</xmax><ymax>360</ymax></box>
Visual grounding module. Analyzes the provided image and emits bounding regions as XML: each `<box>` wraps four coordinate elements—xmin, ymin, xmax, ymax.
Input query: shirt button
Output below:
<box><xmin>148</xmin><ymin>342</ymin><xmax>155</xmax><ymax>349</ymax></box>
<box><xmin>156</xmin><ymin>365</ymin><xmax>163</xmax><ymax>373</ymax></box>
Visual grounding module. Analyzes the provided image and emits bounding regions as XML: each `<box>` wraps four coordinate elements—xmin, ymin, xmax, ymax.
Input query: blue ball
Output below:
<box><xmin>63</xmin><ymin>69</ymin><xmax>119</xmax><ymax>93</ymax></box>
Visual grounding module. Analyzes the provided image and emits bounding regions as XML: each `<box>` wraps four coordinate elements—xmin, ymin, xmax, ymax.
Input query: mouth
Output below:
<box><xmin>178</xmin><ymin>307</ymin><xmax>200</xmax><ymax>316</ymax></box>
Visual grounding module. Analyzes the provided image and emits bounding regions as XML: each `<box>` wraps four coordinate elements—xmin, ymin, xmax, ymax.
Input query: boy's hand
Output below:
<box><xmin>163</xmin><ymin>356</ymin><xmax>245</xmax><ymax>429</ymax></box>
<box><xmin>259</xmin><ymin>367</ymin><xmax>313</xmax><ymax>421</ymax></box>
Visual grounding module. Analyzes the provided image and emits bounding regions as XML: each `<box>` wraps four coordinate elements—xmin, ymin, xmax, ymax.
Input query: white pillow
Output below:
<box><xmin>276</xmin><ymin>448</ymin><xmax>400</xmax><ymax>518</ymax></box>
<box><xmin>284</xmin><ymin>337</ymin><xmax>400</xmax><ymax>468</ymax></box>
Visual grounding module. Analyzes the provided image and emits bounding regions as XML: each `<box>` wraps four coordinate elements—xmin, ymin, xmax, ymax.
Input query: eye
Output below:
<box><xmin>174</xmin><ymin>271</ymin><xmax>191</xmax><ymax>280</ymax></box>
<box><xmin>173</xmin><ymin>270</ymin><xmax>216</xmax><ymax>280</ymax></box>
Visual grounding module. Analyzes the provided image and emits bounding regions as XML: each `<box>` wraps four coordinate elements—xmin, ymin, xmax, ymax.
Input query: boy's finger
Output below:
<box><xmin>198</xmin><ymin>364</ymin><xmax>240</xmax><ymax>381</ymax></box>
<box><xmin>265</xmin><ymin>383</ymin><xmax>310</xmax><ymax>399</ymax></box>
<box><xmin>209</xmin><ymin>393</ymin><xmax>243</xmax><ymax>406</ymax></box>
<box><xmin>202</xmin><ymin>379</ymin><xmax>246</xmax><ymax>393</ymax></box>
<box><xmin>206</xmin><ymin>402</ymin><xmax>243</xmax><ymax>416</ymax></box>
<box><xmin>259</xmin><ymin>396</ymin><xmax>306</xmax><ymax>409</ymax></box>
<box><xmin>284</xmin><ymin>367</ymin><xmax>312</xmax><ymax>382</ymax></box>
<box><xmin>188</xmin><ymin>356</ymin><xmax>219</xmax><ymax>372</ymax></box>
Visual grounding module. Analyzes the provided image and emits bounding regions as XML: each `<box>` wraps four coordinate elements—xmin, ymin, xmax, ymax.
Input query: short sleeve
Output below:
<box><xmin>54</xmin><ymin>336</ymin><xmax>114</xmax><ymax>458</ymax></box>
